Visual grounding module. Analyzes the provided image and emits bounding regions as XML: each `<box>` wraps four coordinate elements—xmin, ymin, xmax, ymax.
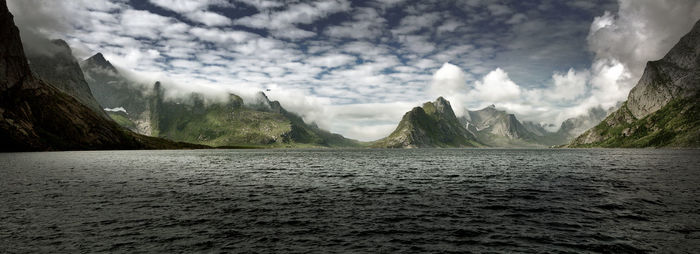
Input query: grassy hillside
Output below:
<box><xmin>569</xmin><ymin>94</ymin><xmax>700</xmax><ymax>147</ymax></box>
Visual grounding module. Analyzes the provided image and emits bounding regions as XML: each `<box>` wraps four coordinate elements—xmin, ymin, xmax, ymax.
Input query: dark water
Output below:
<box><xmin>1</xmin><ymin>149</ymin><xmax>699</xmax><ymax>253</ymax></box>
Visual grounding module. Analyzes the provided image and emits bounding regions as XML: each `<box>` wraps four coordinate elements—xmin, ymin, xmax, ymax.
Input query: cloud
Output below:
<box><xmin>471</xmin><ymin>68</ymin><xmax>521</xmax><ymax>102</ymax></box>
<box><xmin>149</xmin><ymin>0</ymin><xmax>232</xmax><ymax>26</ymax></box>
<box><xmin>307</xmin><ymin>54</ymin><xmax>356</xmax><ymax>68</ymax></box>
<box><xmin>324</xmin><ymin>7</ymin><xmax>387</xmax><ymax>39</ymax></box>
<box><xmin>235</xmin><ymin>0</ymin><xmax>351</xmax><ymax>39</ymax></box>
<box><xmin>487</xmin><ymin>4</ymin><xmax>513</xmax><ymax>16</ymax></box>
<box><xmin>550</xmin><ymin>68</ymin><xmax>588</xmax><ymax>101</ymax></box>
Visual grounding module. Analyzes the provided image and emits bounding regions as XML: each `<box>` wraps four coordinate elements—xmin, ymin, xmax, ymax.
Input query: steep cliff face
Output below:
<box><xmin>26</xmin><ymin>39</ymin><xmax>107</xmax><ymax>118</ymax></box>
<box><xmin>570</xmin><ymin>19</ymin><xmax>700</xmax><ymax>147</ymax></box>
<box><xmin>0</xmin><ymin>0</ymin><xmax>30</xmax><ymax>93</ymax></box>
<box><xmin>0</xmin><ymin>0</ymin><xmax>203</xmax><ymax>151</ymax></box>
<box><xmin>373</xmin><ymin>97</ymin><xmax>481</xmax><ymax>148</ymax></box>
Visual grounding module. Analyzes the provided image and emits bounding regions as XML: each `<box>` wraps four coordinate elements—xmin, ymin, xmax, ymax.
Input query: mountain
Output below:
<box><xmin>0</xmin><ymin>0</ymin><xmax>204</xmax><ymax>151</ymax></box>
<box><xmin>80</xmin><ymin>53</ymin><xmax>151</xmax><ymax>134</ymax></box>
<box><xmin>25</xmin><ymin>39</ymin><xmax>107</xmax><ymax>118</ymax></box>
<box><xmin>569</xmin><ymin>19</ymin><xmax>700</xmax><ymax>147</ymax></box>
<box><xmin>373</xmin><ymin>97</ymin><xmax>481</xmax><ymax>148</ymax></box>
<box><xmin>149</xmin><ymin>86</ymin><xmax>358</xmax><ymax>148</ymax></box>
<box><xmin>79</xmin><ymin>52</ymin><xmax>359</xmax><ymax>148</ymax></box>
<box><xmin>460</xmin><ymin>105</ymin><xmax>544</xmax><ymax>147</ymax></box>
<box><xmin>457</xmin><ymin>105</ymin><xmax>611</xmax><ymax>147</ymax></box>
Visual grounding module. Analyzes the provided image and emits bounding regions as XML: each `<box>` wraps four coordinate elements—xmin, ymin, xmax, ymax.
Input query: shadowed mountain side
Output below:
<box><xmin>26</xmin><ymin>39</ymin><xmax>108</xmax><ymax>118</ymax></box>
<box><xmin>0</xmin><ymin>0</ymin><xmax>206</xmax><ymax>152</ymax></box>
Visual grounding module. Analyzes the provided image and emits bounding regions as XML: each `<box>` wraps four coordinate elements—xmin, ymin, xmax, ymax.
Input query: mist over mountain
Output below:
<box><xmin>79</xmin><ymin>52</ymin><xmax>358</xmax><ymax>148</ymax></box>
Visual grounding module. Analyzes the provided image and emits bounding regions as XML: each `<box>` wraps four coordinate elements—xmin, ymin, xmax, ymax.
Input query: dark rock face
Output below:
<box><xmin>0</xmin><ymin>0</ymin><xmax>31</xmax><ymax>92</ymax></box>
<box><xmin>374</xmin><ymin>97</ymin><xmax>481</xmax><ymax>148</ymax></box>
<box><xmin>0</xmin><ymin>0</ymin><xmax>202</xmax><ymax>151</ymax></box>
<box><xmin>570</xmin><ymin>19</ymin><xmax>700</xmax><ymax>147</ymax></box>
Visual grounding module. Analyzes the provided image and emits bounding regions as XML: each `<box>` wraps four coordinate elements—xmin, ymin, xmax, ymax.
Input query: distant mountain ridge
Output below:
<box><xmin>569</xmin><ymin>19</ymin><xmax>700</xmax><ymax>147</ymax></box>
<box><xmin>374</xmin><ymin>96</ymin><xmax>612</xmax><ymax>148</ymax></box>
<box><xmin>460</xmin><ymin>105</ymin><xmax>543</xmax><ymax>147</ymax></box>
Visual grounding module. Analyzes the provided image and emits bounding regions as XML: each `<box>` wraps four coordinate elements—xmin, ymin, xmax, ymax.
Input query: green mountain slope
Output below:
<box><xmin>149</xmin><ymin>85</ymin><xmax>359</xmax><ymax>148</ymax></box>
<box><xmin>373</xmin><ymin>97</ymin><xmax>482</xmax><ymax>148</ymax></box>
<box><xmin>570</xmin><ymin>95</ymin><xmax>700</xmax><ymax>147</ymax></box>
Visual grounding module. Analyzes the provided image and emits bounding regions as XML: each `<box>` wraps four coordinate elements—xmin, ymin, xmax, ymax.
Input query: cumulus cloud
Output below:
<box><xmin>550</xmin><ymin>68</ymin><xmax>589</xmax><ymax>101</ymax></box>
<box><xmin>471</xmin><ymin>68</ymin><xmax>521</xmax><ymax>102</ymax></box>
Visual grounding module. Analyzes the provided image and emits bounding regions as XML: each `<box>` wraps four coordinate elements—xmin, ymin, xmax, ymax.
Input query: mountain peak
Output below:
<box><xmin>83</xmin><ymin>52</ymin><xmax>118</xmax><ymax>73</ymax></box>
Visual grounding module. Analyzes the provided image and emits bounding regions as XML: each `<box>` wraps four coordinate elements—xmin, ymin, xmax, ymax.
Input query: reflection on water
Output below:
<box><xmin>1</xmin><ymin>149</ymin><xmax>699</xmax><ymax>252</ymax></box>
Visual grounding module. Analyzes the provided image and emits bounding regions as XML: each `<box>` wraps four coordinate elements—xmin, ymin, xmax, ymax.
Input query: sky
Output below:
<box><xmin>8</xmin><ymin>0</ymin><xmax>700</xmax><ymax>141</ymax></box>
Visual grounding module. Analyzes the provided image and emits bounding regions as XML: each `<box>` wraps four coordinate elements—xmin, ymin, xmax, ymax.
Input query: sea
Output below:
<box><xmin>1</xmin><ymin>149</ymin><xmax>699</xmax><ymax>253</ymax></box>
